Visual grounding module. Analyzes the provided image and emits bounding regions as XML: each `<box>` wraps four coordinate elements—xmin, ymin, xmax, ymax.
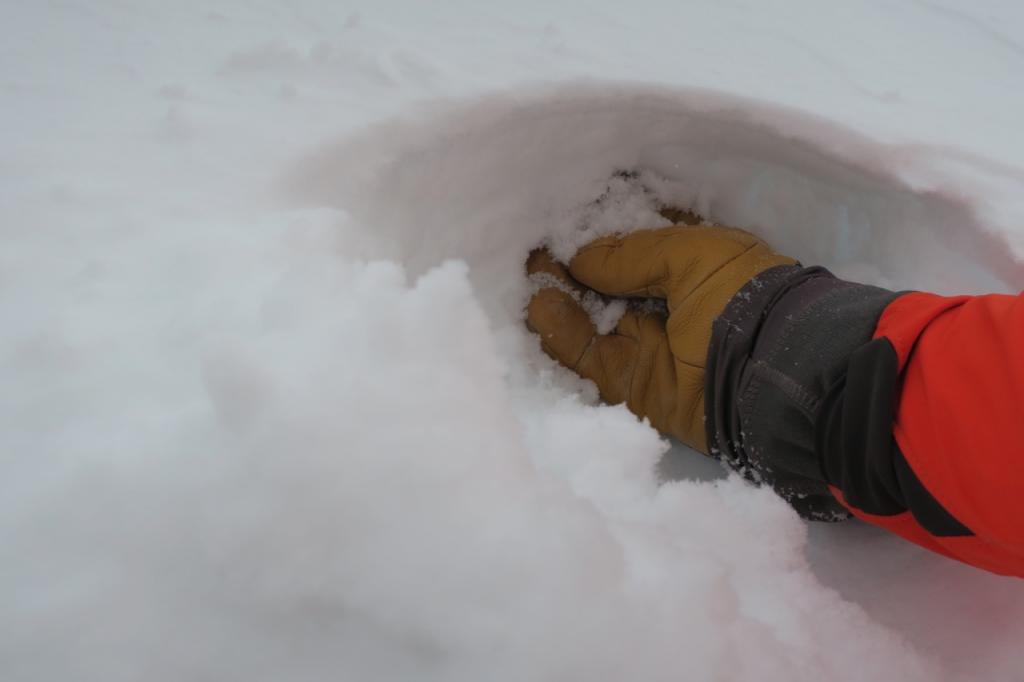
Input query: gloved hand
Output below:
<box><xmin>526</xmin><ymin>224</ymin><xmax>796</xmax><ymax>453</ymax></box>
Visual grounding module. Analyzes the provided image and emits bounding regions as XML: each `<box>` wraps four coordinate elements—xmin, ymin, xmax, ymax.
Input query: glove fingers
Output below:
<box><xmin>525</xmin><ymin>270</ymin><xmax>662</xmax><ymax>410</ymax></box>
<box><xmin>526</xmin><ymin>248</ymin><xmax>585</xmax><ymax>295</ymax></box>
<box><xmin>526</xmin><ymin>248</ymin><xmax>598</xmax><ymax>368</ymax></box>
<box><xmin>582</xmin><ymin>311</ymin><xmax>707</xmax><ymax>453</ymax></box>
<box><xmin>567</xmin><ymin>225</ymin><xmax>770</xmax><ymax>306</ymax></box>
<box><xmin>572</xmin><ymin>310</ymin><xmax>657</xmax><ymax>406</ymax></box>
<box><xmin>573</xmin><ymin>311</ymin><xmax>675</xmax><ymax>430</ymax></box>
<box><xmin>526</xmin><ymin>270</ymin><xmax>709</xmax><ymax>453</ymax></box>
<box><xmin>526</xmin><ymin>285</ymin><xmax>597</xmax><ymax>369</ymax></box>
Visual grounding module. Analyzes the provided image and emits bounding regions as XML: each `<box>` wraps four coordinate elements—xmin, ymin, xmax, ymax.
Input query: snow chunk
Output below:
<box><xmin>527</xmin><ymin>270</ymin><xmax>628</xmax><ymax>334</ymax></box>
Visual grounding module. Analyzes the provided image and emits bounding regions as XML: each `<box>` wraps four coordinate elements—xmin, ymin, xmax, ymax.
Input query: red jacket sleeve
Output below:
<box><xmin>845</xmin><ymin>292</ymin><xmax>1024</xmax><ymax>576</ymax></box>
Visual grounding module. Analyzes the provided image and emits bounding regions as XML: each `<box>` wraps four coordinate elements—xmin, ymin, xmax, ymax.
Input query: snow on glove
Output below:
<box><xmin>526</xmin><ymin>224</ymin><xmax>796</xmax><ymax>453</ymax></box>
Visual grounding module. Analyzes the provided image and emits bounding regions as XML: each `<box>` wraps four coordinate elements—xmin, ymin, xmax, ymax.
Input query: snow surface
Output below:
<box><xmin>4</xmin><ymin>2</ymin><xmax>1024</xmax><ymax>681</ymax></box>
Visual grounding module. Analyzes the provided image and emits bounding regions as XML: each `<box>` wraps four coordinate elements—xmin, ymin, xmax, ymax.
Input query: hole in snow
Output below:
<box><xmin>280</xmin><ymin>84</ymin><xmax>1024</xmax><ymax>679</ymax></box>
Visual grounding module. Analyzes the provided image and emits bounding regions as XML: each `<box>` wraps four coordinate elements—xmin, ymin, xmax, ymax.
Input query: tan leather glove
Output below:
<box><xmin>526</xmin><ymin>224</ymin><xmax>796</xmax><ymax>453</ymax></box>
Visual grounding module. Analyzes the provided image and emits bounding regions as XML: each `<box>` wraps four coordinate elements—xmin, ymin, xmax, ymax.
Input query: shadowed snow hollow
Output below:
<box><xmin>291</xmin><ymin>84</ymin><xmax>1023</xmax><ymax>312</ymax></box>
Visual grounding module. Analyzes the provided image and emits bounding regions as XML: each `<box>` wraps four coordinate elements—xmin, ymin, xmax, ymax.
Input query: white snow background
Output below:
<box><xmin>3</xmin><ymin>2</ymin><xmax>1024</xmax><ymax>680</ymax></box>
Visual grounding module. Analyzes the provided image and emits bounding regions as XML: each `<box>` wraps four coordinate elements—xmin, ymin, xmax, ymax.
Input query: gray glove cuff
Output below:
<box><xmin>704</xmin><ymin>264</ymin><xmax>902</xmax><ymax>521</ymax></box>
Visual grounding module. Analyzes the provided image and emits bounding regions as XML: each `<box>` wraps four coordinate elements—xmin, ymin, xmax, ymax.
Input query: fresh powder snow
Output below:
<box><xmin>3</xmin><ymin>2</ymin><xmax>1024</xmax><ymax>681</ymax></box>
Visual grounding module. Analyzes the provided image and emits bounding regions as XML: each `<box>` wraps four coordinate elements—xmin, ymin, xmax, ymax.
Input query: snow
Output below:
<box><xmin>3</xmin><ymin>2</ymin><xmax>1024</xmax><ymax>680</ymax></box>
<box><xmin>527</xmin><ymin>269</ymin><xmax>629</xmax><ymax>335</ymax></box>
